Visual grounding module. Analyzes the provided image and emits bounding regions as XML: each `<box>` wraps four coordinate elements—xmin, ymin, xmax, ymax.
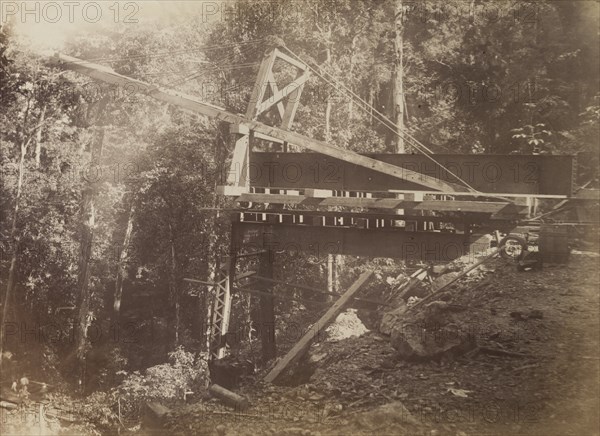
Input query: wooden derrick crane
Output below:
<box><xmin>44</xmin><ymin>43</ymin><xmax>580</xmax><ymax>361</ymax></box>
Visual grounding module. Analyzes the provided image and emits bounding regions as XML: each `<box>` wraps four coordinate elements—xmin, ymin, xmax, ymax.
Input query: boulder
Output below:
<box><xmin>380</xmin><ymin>301</ymin><xmax>409</xmax><ymax>335</ymax></box>
<box><xmin>389</xmin><ymin>301</ymin><xmax>475</xmax><ymax>361</ymax></box>
<box><xmin>142</xmin><ymin>402</ymin><xmax>170</xmax><ymax>431</ymax></box>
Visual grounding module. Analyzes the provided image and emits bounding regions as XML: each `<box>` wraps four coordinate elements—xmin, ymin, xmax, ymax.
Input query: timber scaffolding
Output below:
<box><xmin>45</xmin><ymin>42</ymin><xmax>598</xmax><ymax>378</ymax></box>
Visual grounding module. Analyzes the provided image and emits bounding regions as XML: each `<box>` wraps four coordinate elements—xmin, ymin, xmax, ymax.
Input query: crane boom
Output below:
<box><xmin>47</xmin><ymin>52</ymin><xmax>461</xmax><ymax>193</ymax></box>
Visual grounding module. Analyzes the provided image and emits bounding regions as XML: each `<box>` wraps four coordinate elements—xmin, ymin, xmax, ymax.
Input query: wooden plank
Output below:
<box><xmin>390</xmin><ymin>190</ymin><xmax>568</xmax><ymax>199</ymax></box>
<box><xmin>49</xmin><ymin>53</ymin><xmax>459</xmax><ymax>192</ymax></box>
<box><xmin>231</xmin><ymin>193</ymin><xmax>524</xmax><ymax>215</ymax></box>
<box><xmin>319</xmin><ymin>197</ymin><xmax>408</xmax><ymax>209</ymax></box>
<box><xmin>264</xmin><ymin>271</ymin><xmax>373</xmax><ymax>383</ymax></box>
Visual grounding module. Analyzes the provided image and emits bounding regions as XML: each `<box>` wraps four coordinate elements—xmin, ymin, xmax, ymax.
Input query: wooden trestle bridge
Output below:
<box><xmin>45</xmin><ymin>42</ymin><xmax>598</xmax><ymax>378</ymax></box>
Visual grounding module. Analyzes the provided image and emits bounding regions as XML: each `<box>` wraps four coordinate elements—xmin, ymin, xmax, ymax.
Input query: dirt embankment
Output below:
<box><xmin>166</xmin><ymin>254</ymin><xmax>600</xmax><ymax>436</ymax></box>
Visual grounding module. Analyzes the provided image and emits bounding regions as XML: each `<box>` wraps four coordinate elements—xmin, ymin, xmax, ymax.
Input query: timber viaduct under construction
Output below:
<box><xmin>44</xmin><ymin>41</ymin><xmax>598</xmax><ymax>384</ymax></box>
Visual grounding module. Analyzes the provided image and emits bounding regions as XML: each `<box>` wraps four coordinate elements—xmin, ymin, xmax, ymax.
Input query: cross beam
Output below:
<box><xmin>232</xmin><ymin>221</ymin><xmax>483</xmax><ymax>262</ymax></box>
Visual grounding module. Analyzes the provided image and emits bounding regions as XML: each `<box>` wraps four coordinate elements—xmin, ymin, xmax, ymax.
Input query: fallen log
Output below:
<box><xmin>264</xmin><ymin>271</ymin><xmax>373</xmax><ymax>383</ymax></box>
<box><xmin>209</xmin><ymin>384</ymin><xmax>250</xmax><ymax>411</ymax></box>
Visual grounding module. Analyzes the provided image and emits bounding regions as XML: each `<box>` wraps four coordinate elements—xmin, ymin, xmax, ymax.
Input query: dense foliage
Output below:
<box><xmin>0</xmin><ymin>0</ymin><xmax>597</xmax><ymax>413</ymax></box>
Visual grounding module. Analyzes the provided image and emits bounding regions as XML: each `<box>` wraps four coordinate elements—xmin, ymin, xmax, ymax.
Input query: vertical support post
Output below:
<box><xmin>209</xmin><ymin>260</ymin><xmax>232</xmax><ymax>360</ymax></box>
<box><xmin>227</xmin><ymin>124</ymin><xmax>250</xmax><ymax>188</ymax></box>
<box><xmin>257</xmin><ymin>249</ymin><xmax>276</xmax><ymax>362</ymax></box>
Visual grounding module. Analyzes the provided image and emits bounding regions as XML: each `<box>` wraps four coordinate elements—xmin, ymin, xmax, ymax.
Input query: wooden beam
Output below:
<box><xmin>414</xmin><ymin>200</ymin><xmax>508</xmax><ymax>214</ymax></box>
<box><xmin>236</xmin><ymin>193</ymin><xmax>308</xmax><ymax>205</ymax></box>
<box><xmin>281</xmin><ymin>72</ymin><xmax>306</xmax><ymax>130</ymax></box>
<box><xmin>47</xmin><ymin>53</ymin><xmax>461</xmax><ymax>193</ymax></box>
<box><xmin>273</xmin><ymin>48</ymin><xmax>308</xmax><ymax>71</ymax></box>
<box><xmin>253</xmin><ymin>131</ymin><xmax>284</xmax><ymax>144</ymax></box>
<box><xmin>246</xmin><ymin>50</ymin><xmax>277</xmax><ymax>120</ymax></box>
<box><xmin>249</xmin><ymin>127</ymin><xmax>460</xmax><ymax>192</ymax></box>
<box><xmin>390</xmin><ymin>190</ymin><xmax>568</xmax><ymax>200</ymax></box>
<box><xmin>234</xmin><ymin>270</ymin><xmax>257</xmax><ymax>281</ymax></box>
<box><xmin>232</xmin><ymin>193</ymin><xmax>526</xmax><ymax>215</ymax></box>
<box><xmin>319</xmin><ymin>197</ymin><xmax>409</xmax><ymax>209</ymax></box>
<box><xmin>264</xmin><ymin>271</ymin><xmax>373</xmax><ymax>383</ymax></box>
<box><xmin>184</xmin><ymin>271</ymin><xmax>256</xmax><ymax>287</ymax></box>
<box><xmin>209</xmin><ymin>384</ymin><xmax>250</xmax><ymax>410</ymax></box>
<box><xmin>249</xmin><ymin>152</ymin><xmax>575</xmax><ymax>196</ymax></box>
<box><xmin>233</xmin><ymin>222</ymin><xmax>473</xmax><ymax>261</ymax></box>
<box><xmin>227</xmin><ymin>132</ymin><xmax>250</xmax><ymax>188</ymax></box>
<box><xmin>266</xmin><ymin>71</ymin><xmax>285</xmax><ymax>119</ymax></box>
<box><xmin>256</xmin><ymin>72</ymin><xmax>310</xmax><ymax>115</ymax></box>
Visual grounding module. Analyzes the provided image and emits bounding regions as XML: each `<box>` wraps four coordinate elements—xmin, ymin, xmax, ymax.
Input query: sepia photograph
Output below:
<box><xmin>0</xmin><ymin>1</ymin><xmax>599</xmax><ymax>435</ymax></box>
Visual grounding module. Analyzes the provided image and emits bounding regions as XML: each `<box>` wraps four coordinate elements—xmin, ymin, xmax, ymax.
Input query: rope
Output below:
<box><xmin>281</xmin><ymin>46</ymin><xmax>483</xmax><ymax>194</ymax></box>
<box><xmin>168</xmin><ymin>43</ymin><xmax>262</xmax><ymax>89</ymax></box>
<box><xmin>73</xmin><ymin>39</ymin><xmax>266</xmax><ymax>65</ymax></box>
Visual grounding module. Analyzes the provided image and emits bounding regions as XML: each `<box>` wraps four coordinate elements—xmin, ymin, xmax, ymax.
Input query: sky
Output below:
<box><xmin>0</xmin><ymin>1</ymin><xmax>229</xmax><ymax>50</ymax></box>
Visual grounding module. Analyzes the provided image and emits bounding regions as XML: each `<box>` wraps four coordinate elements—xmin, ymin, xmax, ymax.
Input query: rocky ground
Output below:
<box><xmin>165</xmin><ymin>252</ymin><xmax>600</xmax><ymax>436</ymax></box>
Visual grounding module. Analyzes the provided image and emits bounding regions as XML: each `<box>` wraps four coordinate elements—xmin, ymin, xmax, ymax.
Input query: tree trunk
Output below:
<box><xmin>327</xmin><ymin>254</ymin><xmax>334</xmax><ymax>300</ymax></box>
<box><xmin>75</xmin><ymin>124</ymin><xmax>106</xmax><ymax>390</ymax></box>
<box><xmin>0</xmin><ymin>96</ymin><xmax>46</xmax><ymax>369</ymax></box>
<box><xmin>34</xmin><ymin>105</ymin><xmax>46</xmax><ymax>168</ymax></box>
<box><xmin>168</xmin><ymin>222</ymin><xmax>180</xmax><ymax>347</ymax></box>
<box><xmin>348</xmin><ymin>36</ymin><xmax>358</xmax><ymax>120</ymax></box>
<box><xmin>393</xmin><ymin>0</ymin><xmax>405</xmax><ymax>153</ymax></box>
<box><xmin>75</xmin><ymin>97</ymin><xmax>109</xmax><ymax>391</ymax></box>
<box><xmin>113</xmin><ymin>204</ymin><xmax>135</xmax><ymax>314</ymax></box>
<box><xmin>334</xmin><ymin>254</ymin><xmax>342</xmax><ymax>293</ymax></box>
<box><xmin>0</xmin><ymin>138</ymin><xmax>29</xmax><ymax>369</ymax></box>
<box><xmin>257</xmin><ymin>250</ymin><xmax>276</xmax><ymax>362</ymax></box>
<box><xmin>324</xmin><ymin>32</ymin><xmax>332</xmax><ymax>143</ymax></box>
